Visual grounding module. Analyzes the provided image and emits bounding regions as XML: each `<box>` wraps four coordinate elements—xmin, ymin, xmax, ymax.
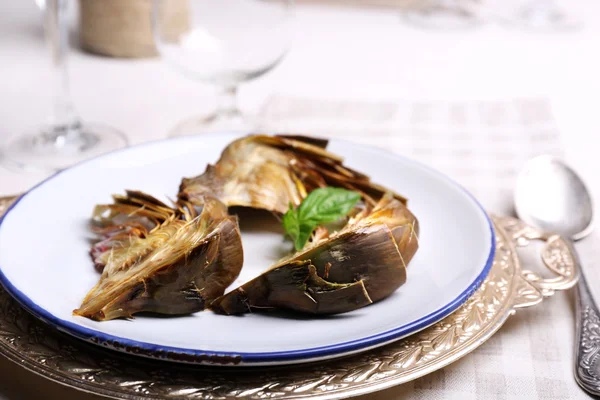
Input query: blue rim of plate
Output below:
<box><xmin>0</xmin><ymin>134</ymin><xmax>496</xmax><ymax>365</ymax></box>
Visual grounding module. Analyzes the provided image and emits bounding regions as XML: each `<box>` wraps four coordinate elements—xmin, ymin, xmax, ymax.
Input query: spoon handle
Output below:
<box><xmin>574</xmin><ymin>271</ymin><xmax>600</xmax><ymax>396</ymax></box>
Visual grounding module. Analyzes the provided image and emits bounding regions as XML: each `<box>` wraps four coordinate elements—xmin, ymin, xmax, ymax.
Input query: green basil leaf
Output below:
<box><xmin>283</xmin><ymin>206</ymin><xmax>317</xmax><ymax>251</ymax></box>
<box><xmin>298</xmin><ymin>187</ymin><xmax>361</xmax><ymax>225</ymax></box>
<box><xmin>282</xmin><ymin>205</ymin><xmax>300</xmax><ymax>242</ymax></box>
<box><xmin>282</xmin><ymin>188</ymin><xmax>361</xmax><ymax>251</ymax></box>
<box><xmin>295</xmin><ymin>222</ymin><xmax>315</xmax><ymax>251</ymax></box>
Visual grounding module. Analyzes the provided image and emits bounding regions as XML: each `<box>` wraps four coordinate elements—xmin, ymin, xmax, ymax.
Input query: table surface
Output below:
<box><xmin>1</xmin><ymin>0</ymin><xmax>600</xmax><ymax>399</ymax></box>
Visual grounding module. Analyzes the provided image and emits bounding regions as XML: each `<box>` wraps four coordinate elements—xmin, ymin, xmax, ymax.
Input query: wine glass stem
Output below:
<box><xmin>216</xmin><ymin>86</ymin><xmax>241</xmax><ymax>118</ymax></box>
<box><xmin>45</xmin><ymin>0</ymin><xmax>82</xmax><ymax>145</ymax></box>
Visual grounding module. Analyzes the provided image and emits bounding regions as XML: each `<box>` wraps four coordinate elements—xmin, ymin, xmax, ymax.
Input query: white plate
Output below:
<box><xmin>0</xmin><ymin>134</ymin><xmax>494</xmax><ymax>366</ymax></box>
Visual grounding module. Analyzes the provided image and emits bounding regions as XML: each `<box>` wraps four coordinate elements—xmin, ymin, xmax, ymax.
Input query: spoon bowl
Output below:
<box><xmin>515</xmin><ymin>155</ymin><xmax>593</xmax><ymax>240</ymax></box>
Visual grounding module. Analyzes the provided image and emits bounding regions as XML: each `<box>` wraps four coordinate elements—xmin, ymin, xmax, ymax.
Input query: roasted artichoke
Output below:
<box><xmin>211</xmin><ymin>193</ymin><xmax>418</xmax><ymax>315</ymax></box>
<box><xmin>77</xmin><ymin>134</ymin><xmax>419</xmax><ymax>321</ymax></box>
<box><xmin>178</xmin><ymin>135</ymin><xmax>408</xmax><ymax>213</ymax></box>
<box><xmin>75</xmin><ymin>192</ymin><xmax>243</xmax><ymax>321</ymax></box>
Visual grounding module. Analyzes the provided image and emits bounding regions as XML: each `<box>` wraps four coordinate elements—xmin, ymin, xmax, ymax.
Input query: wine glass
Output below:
<box><xmin>1</xmin><ymin>0</ymin><xmax>128</xmax><ymax>172</ymax></box>
<box><xmin>152</xmin><ymin>0</ymin><xmax>293</xmax><ymax>136</ymax></box>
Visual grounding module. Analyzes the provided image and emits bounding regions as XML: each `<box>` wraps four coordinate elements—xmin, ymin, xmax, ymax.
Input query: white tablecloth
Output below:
<box><xmin>1</xmin><ymin>1</ymin><xmax>599</xmax><ymax>399</ymax></box>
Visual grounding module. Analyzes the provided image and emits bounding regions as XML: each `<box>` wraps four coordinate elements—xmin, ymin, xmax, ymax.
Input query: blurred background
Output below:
<box><xmin>1</xmin><ymin>0</ymin><xmax>598</xmax><ymax>192</ymax></box>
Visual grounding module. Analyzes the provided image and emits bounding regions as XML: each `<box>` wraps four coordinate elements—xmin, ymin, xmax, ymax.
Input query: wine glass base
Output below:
<box><xmin>169</xmin><ymin>112</ymin><xmax>254</xmax><ymax>137</ymax></box>
<box><xmin>503</xmin><ymin>6</ymin><xmax>581</xmax><ymax>31</ymax></box>
<box><xmin>401</xmin><ymin>7</ymin><xmax>483</xmax><ymax>30</ymax></box>
<box><xmin>1</xmin><ymin>123</ymin><xmax>128</xmax><ymax>172</ymax></box>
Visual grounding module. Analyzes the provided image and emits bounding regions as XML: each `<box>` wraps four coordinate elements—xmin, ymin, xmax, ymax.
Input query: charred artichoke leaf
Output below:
<box><xmin>350</xmin><ymin>192</ymin><xmax>420</xmax><ymax>266</ymax></box>
<box><xmin>303</xmin><ymin>266</ymin><xmax>373</xmax><ymax>314</ymax></box>
<box><xmin>275</xmin><ymin>134</ymin><xmax>329</xmax><ymax>149</ymax></box>
<box><xmin>76</xmin><ymin>195</ymin><xmax>243</xmax><ymax>321</ymax></box>
<box><xmin>89</xmin><ymin>191</ymin><xmax>178</xmax><ymax>272</ymax></box>
<box><xmin>92</xmin><ymin>190</ymin><xmax>173</xmax><ymax>230</ymax></box>
<box><xmin>297</xmin><ymin>223</ymin><xmax>407</xmax><ymax>303</ymax></box>
<box><xmin>193</xmin><ymin>216</ymin><xmax>243</xmax><ymax>302</ymax></box>
<box><xmin>179</xmin><ymin>135</ymin><xmax>407</xmax><ymax>214</ymax></box>
<box><xmin>211</xmin><ymin>260</ymin><xmax>372</xmax><ymax>315</ymax></box>
<box><xmin>212</xmin><ymin>223</ymin><xmax>404</xmax><ymax>315</ymax></box>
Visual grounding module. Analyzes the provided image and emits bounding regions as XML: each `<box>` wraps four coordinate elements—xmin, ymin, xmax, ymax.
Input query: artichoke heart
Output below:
<box><xmin>75</xmin><ymin>192</ymin><xmax>243</xmax><ymax>321</ymax></box>
<box><xmin>211</xmin><ymin>194</ymin><xmax>418</xmax><ymax>315</ymax></box>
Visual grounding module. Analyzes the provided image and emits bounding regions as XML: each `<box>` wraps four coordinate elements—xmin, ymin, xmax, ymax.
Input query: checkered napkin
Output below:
<box><xmin>259</xmin><ymin>96</ymin><xmax>595</xmax><ymax>400</ymax></box>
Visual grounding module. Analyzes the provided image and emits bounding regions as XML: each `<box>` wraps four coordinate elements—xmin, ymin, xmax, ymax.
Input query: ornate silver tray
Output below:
<box><xmin>0</xmin><ymin>196</ymin><xmax>579</xmax><ymax>399</ymax></box>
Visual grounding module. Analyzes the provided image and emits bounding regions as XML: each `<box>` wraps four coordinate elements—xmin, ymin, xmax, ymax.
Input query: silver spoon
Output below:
<box><xmin>514</xmin><ymin>155</ymin><xmax>599</xmax><ymax>396</ymax></box>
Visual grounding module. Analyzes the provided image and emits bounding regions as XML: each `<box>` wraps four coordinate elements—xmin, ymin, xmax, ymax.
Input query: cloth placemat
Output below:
<box><xmin>260</xmin><ymin>96</ymin><xmax>594</xmax><ymax>400</ymax></box>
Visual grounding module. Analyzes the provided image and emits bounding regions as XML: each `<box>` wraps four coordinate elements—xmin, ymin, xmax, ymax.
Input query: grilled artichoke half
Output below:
<box><xmin>180</xmin><ymin>135</ymin><xmax>418</xmax><ymax>315</ymax></box>
<box><xmin>74</xmin><ymin>191</ymin><xmax>243</xmax><ymax>321</ymax></box>
<box><xmin>178</xmin><ymin>135</ymin><xmax>408</xmax><ymax>213</ymax></box>
<box><xmin>211</xmin><ymin>193</ymin><xmax>418</xmax><ymax>315</ymax></box>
